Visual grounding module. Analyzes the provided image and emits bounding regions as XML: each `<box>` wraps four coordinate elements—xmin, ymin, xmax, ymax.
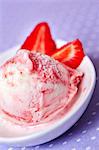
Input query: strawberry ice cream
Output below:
<box><xmin>0</xmin><ymin>50</ymin><xmax>83</xmax><ymax>125</ymax></box>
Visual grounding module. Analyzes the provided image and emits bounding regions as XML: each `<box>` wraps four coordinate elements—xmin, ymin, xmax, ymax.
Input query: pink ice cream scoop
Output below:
<box><xmin>0</xmin><ymin>50</ymin><xmax>83</xmax><ymax>125</ymax></box>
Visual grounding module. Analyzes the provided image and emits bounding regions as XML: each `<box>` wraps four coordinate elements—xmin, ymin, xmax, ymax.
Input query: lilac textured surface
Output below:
<box><xmin>0</xmin><ymin>0</ymin><xmax>99</xmax><ymax>150</ymax></box>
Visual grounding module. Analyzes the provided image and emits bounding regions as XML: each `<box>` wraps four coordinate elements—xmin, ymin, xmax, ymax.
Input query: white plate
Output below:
<box><xmin>0</xmin><ymin>40</ymin><xmax>96</xmax><ymax>147</ymax></box>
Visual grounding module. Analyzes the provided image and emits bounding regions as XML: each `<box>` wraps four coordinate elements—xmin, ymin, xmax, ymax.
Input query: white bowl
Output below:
<box><xmin>0</xmin><ymin>40</ymin><xmax>96</xmax><ymax>147</ymax></box>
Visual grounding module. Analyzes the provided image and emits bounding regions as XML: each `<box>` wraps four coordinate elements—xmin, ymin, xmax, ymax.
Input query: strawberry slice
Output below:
<box><xmin>51</xmin><ymin>39</ymin><xmax>85</xmax><ymax>69</ymax></box>
<box><xmin>21</xmin><ymin>22</ymin><xmax>56</xmax><ymax>55</ymax></box>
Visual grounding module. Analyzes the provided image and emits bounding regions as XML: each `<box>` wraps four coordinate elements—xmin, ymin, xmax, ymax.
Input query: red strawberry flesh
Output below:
<box><xmin>51</xmin><ymin>39</ymin><xmax>85</xmax><ymax>68</ymax></box>
<box><xmin>21</xmin><ymin>22</ymin><xmax>56</xmax><ymax>55</ymax></box>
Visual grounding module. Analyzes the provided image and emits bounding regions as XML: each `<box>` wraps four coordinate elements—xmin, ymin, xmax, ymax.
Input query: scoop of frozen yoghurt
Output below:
<box><xmin>0</xmin><ymin>50</ymin><xmax>82</xmax><ymax>125</ymax></box>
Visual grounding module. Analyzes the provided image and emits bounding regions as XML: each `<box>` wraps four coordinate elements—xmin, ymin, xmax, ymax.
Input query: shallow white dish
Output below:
<box><xmin>0</xmin><ymin>40</ymin><xmax>96</xmax><ymax>147</ymax></box>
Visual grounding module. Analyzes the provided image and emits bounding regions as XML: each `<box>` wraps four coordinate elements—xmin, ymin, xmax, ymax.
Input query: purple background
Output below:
<box><xmin>0</xmin><ymin>0</ymin><xmax>99</xmax><ymax>150</ymax></box>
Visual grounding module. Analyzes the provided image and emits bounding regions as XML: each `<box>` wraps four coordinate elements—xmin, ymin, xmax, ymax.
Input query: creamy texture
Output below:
<box><xmin>0</xmin><ymin>50</ymin><xmax>83</xmax><ymax>125</ymax></box>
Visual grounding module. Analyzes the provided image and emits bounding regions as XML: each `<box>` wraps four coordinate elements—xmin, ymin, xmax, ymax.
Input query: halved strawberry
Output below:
<box><xmin>21</xmin><ymin>22</ymin><xmax>56</xmax><ymax>55</ymax></box>
<box><xmin>51</xmin><ymin>39</ymin><xmax>85</xmax><ymax>69</ymax></box>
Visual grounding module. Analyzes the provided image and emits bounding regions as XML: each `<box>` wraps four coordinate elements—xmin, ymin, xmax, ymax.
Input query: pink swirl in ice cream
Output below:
<box><xmin>0</xmin><ymin>50</ymin><xmax>83</xmax><ymax>125</ymax></box>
